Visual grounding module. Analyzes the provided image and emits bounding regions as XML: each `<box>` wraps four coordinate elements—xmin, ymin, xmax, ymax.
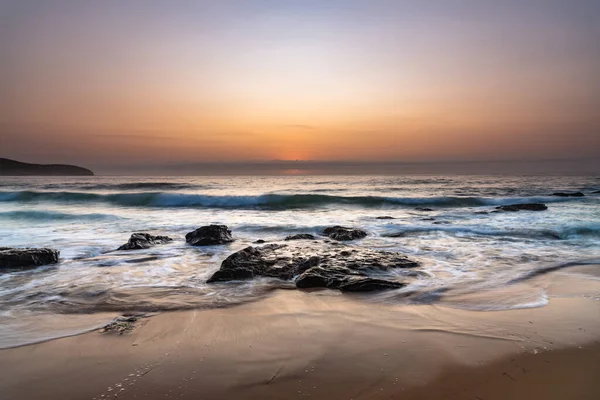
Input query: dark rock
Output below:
<box><xmin>552</xmin><ymin>192</ymin><xmax>584</xmax><ymax>197</ymax></box>
<box><xmin>338</xmin><ymin>277</ymin><xmax>406</xmax><ymax>292</ymax></box>
<box><xmin>118</xmin><ymin>233</ymin><xmax>172</xmax><ymax>250</ymax></box>
<box><xmin>415</xmin><ymin>207</ymin><xmax>434</xmax><ymax>212</ymax></box>
<box><xmin>376</xmin><ymin>216</ymin><xmax>395</xmax><ymax>220</ymax></box>
<box><xmin>322</xmin><ymin>226</ymin><xmax>367</xmax><ymax>241</ymax></box>
<box><xmin>474</xmin><ymin>211</ymin><xmax>489</xmax><ymax>215</ymax></box>
<box><xmin>185</xmin><ymin>225</ymin><xmax>234</xmax><ymax>246</ymax></box>
<box><xmin>207</xmin><ymin>242</ymin><xmax>419</xmax><ymax>293</ymax></box>
<box><xmin>432</xmin><ymin>221</ymin><xmax>451</xmax><ymax>225</ymax></box>
<box><xmin>592</xmin><ymin>190</ymin><xmax>600</xmax><ymax>194</ymax></box>
<box><xmin>100</xmin><ymin>314</ymin><xmax>146</xmax><ymax>334</ymax></box>
<box><xmin>253</xmin><ymin>239</ymin><xmax>266</xmax><ymax>244</ymax></box>
<box><xmin>284</xmin><ymin>234</ymin><xmax>316</xmax><ymax>241</ymax></box>
<box><xmin>0</xmin><ymin>247</ymin><xmax>60</xmax><ymax>269</ymax></box>
<box><xmin>495</xmin><ymin>203</ymin><xmax>548</xmax><ymax>212</ymax></box>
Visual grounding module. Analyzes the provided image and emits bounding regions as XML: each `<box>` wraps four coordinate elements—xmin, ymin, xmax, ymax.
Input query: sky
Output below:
<box><xmin>1</xmin><ymin>0</ymin><xmax>599</xmax><ymax>174</ymax></box>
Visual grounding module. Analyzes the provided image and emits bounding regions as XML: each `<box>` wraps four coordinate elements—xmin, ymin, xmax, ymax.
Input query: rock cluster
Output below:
<box><xmin>322</xmin><ymin>226</ymin><xmax>368</xmax><ymax>241</ymax></box>
<box><xmin>185</xmin><ymin>225</ymin><xmax>234</xmax><ymax>246</ymax></box>
<box><xmin>284</xmin><ymin>234</ymin><xmax>316</xmax><ymax>241</ymax></box>
<box><xmin>207</xmin><ymin>242</ymin><xmax>420</xmax><ymax>292</ymax></box>
<box><xmin>495</xmin><ymin>203</ymin><xmax>548</xmax><ymax>212</ymax></box>
<box><xmin>0</xmin><ymin>247</ymin><xmax>60</xmax><ymax>269</ymax></box>
<box><xmin>118</xmin><ymin>233</ymin><xmax>173</xmax><ymax>250</ymax></box>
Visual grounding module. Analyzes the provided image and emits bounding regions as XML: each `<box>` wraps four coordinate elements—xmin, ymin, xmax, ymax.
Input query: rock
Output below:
<box><xmin>100</xmin><ymin>314</ymin><xmax>146</xmax><ymax>334</ymax></box>
<box><xmin>376</xmin><ymin>216</ymin><xmax>395</xmax><ymax>220</ymax></box>
<box><xmin>117</xmin><ymin>233</ymin><xmax>172</xmax><ymax>250</ymax></box>
<box><xmin>322</xmin><ymin>226</ymin><xmax>367</xmax><ymax>241</ymax></box>
<box><xmin>0</xmin><ymin>247</ymin><xmax>60</xmax><ymax>269</ymax></box>
<box><xmin>474</xmin><ymin>211</ymin><xmax>489</xmax><ymax>215</ymax></box>
<box><xmin>207</xmin><ymin>242</ymin><xmax>419</xmax><ymax>293</ymax></box>
<box><xmin>185</xmin><ymin>225</ymin><xmax>234</xmax><ymax>246</ymax></box>
<box><xmin>592</xmin><ymin>190</ymin><xmax>600</xmax><ymax>194</ymax></box>
<box><xmin>495</xmin><ymin>203</ymin><xmax>548</xmax><ymax>212</ymax></box>
<box><xmin>253</xmin><ymin>239</ymin><xmax>266</xmax><ymax>244</ymax></box>
<box><xmin>338</xmin><ymin>277</ymin><xmax>406</xmax><ymax>292</ymax></box>
<box><xmin>284</xmin><ymin>234</ymin><xmax>316</xmax><ymax>241</ymax></box>
<box><xmin>552</xmin><ymin>192</ymin><xmax>584</xmax><ymax>197</ymax></box>
<box><xmin>415</xmin><ymin>207</ymin><xmax>434</xmax><ymax>212</ymax></box>
<box><xmin>295</xmin><ymin>266</ymin><xmax>405</xmax><ymax>292</ymax></box>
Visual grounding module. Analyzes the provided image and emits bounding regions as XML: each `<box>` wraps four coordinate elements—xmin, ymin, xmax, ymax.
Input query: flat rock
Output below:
<box><xmin>552</xmin><ymin>192</ymin><xmax>584</xmax><ymax>197</ymax></box>
<box><xmin>376</xmin><ymin>216</ymin><xmax>395</xmax><ymax>220</ymax></box>
<box><xmin>0</xmin><ymin>247</ymin><xmax>60</xmax><ymax>269</ymax></box>
<box><xmin>495</xmin><ymin>203</ymin><xmax>548</xmax><ymax>212</ymax></box>
<box><xmin>207</xmin><ymin>242</ymin><xmax>420</xmax><ymax>292</ymax></box>
<box><xmin>186</xmin><ymin>225</ymin><xmax>234</xmax><ymax>246</ymax></box>
<box><xmin>284</xmin><ymin>234</ymin><xmax>316</xmax><ymax>241</ymax></box>
<box><xmin>118</xmin><ymin>233</ymin><xmax>173</xmax><ymax>250</ymax></box>
<box><xmin>322</xmin><ymin>226</ymin><xmax>367</xmax><ymax>241</ymax></box>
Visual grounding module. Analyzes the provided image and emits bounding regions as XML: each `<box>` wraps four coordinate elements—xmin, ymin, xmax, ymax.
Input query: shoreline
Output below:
<box><xmin>1</xmin><ymin>268</ymin><xmax>599</xmax><ymax>400</ymax></box>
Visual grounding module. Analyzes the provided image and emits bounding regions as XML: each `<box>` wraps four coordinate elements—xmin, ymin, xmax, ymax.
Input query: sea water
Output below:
<box><xmin>1</xmin><ymin>175</ymin><xmax>599</xmax><ymax>347</ymax></box>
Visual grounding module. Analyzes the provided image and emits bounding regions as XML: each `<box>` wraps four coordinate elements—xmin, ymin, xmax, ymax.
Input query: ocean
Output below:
<box><xmin>1</xmin><ymin>175</ymin><xmax>599</xmax><ymax>348</ymax></box>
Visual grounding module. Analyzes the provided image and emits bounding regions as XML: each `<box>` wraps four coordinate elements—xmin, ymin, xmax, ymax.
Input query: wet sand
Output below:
<box><xmin>0</xmin><ymin>268</ymin><xmax>599</xmax><ymax>400</ymax></box>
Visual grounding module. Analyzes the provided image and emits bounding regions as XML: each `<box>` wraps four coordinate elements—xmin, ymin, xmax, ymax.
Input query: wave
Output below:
<box><xmin>384</xmin><ymin>223</ymin><xmax>600</xmax><ymax>240</ymax></box>
<box><xmin>0</xmin><ymin>190</ymin><xmax>584</xmax><ymax>209</ymax></box>
<box><xmin>76</xmin><ymin>182</ymin><xmax>198</xmax><ymax>191</ymax></box>
<box><xmin>0</xmin><ymin>210</ymin><xmax>121</xmax><ymax>221</ymax></box>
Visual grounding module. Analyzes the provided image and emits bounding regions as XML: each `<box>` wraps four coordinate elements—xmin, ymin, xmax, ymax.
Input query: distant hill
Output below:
<box><xmin>0</xmin><ymin>158</ymin><xmax>94</xmax><ymax>176</ymax></box>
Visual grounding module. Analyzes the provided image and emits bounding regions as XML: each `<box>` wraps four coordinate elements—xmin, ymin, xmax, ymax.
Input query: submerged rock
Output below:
<box><xmin>99</xmin><ymin>314</ymin><xmax>146</xmax><ymax>334</ymax></box>
<box><xmin>495</xmin><ymin>203</ymin><xmax>548</xmax><ymax>212</ymax></box>
<box><xmin>552</xmin><ymin>192</ymin><xmax>584</xmax><ymax>197</ymax></box>
<box><xmin>118</xmin><ymin>233</ymin><xmax>173</xmax><ymax>250</ymax></box>
<box><xmin>415</xmin><ymin>207</ymin><xmax>434</xmax><ymax>212</ymax></box>
<box><xmin>376</xmin><ymin>216</ymin><xmax>395</xmax><ymax>220</ymax></box>
<box><xmin>284</xmin><ymin>234</ymin><xmax>316</xmax><ymax>241</ymax></box>
<box><xmin>185</xmin><ymin>225</ymin><xmax>234</xmax><ymax>246</ymax></box>
<box><xmin>0</xmin><ymin>247</ymin><xmax>60</xmax><ymax>269</ymax></box>
<box><xmin>592</xmin><ymin>190</ymin><xmax>600</xmax><ymax>194</ymax></box>
<box><xmin>253</xmin><ymin>239</ymin><xmax>266</xmax><ymax>244</ymax></box>
<box><xmin>322</xmin><ymin>226</ymin><xmax>368</xmax><ymax>241</ymax></box>
<box><xmin>207</xmin><ymin>242</ymin><xmax>419</xmax><ymax>292</ymax></box>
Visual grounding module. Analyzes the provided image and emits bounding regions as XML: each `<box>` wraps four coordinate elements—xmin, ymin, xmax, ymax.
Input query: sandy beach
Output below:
<box><xmin>1</xmin><ymin>266</ymin><xmax>598</xmax><ymax>400</ymax></box>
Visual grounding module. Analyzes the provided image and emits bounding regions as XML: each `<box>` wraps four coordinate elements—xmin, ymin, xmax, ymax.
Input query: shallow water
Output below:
<box><xmin>1</xmin><ymin>175</ymin><xmax>599</xmax><ymax>348</ymax></box>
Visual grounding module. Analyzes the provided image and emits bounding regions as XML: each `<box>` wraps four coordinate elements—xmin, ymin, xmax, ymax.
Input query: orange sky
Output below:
<box><xmin>1</xmin><ymin>1</ymin><xmax>599</xmax><ymax>173</ymax></box>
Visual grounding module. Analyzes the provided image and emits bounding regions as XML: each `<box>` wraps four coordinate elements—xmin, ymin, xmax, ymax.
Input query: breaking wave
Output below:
<box><xmin>0</xmin><ymin>190</ymin><xmax>582</xmax><ymax>209</ymax></box>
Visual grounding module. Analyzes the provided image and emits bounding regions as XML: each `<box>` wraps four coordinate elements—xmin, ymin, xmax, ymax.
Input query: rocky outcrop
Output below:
<box><xmin>117</xmin><ymin>233</ymin><xmax>173</xmax><ymax>250</ymax></box>
<box><xmin>322</xmin><ymin>226</ymin><xmax>367</xmax><ymax>241</ymax></box>
<box><xmin>207</xmin><ymin>242</ymin><xmax>419</xmax><ymax>292</ymax></box>
<box><xmin>185</xmin><ymin>225</ymin><xmax>234</xmax><ymax>246</ymax></box>
<box><xmin>552</xmin><ymin>192</ymin><xmax>584</xmax><ymax>197</ymax></box>
<box><xmin>284</xmin><ymin>234</ymin><xmax>316</xmax><ymax>241</ymax></box>
<box><xmin>0</xmin><ymin>247</ymin><xmax>60</xmax><ymax>268</ymax></box>
<box><xmin>495</xmin><ymin>203</ymin><xmax>548</xmax><ymax>212</ymax></box>
<box><xmin>0</xmin><ymin>157</ymin><xmax>93</xmax><ymax>176</ymax></box>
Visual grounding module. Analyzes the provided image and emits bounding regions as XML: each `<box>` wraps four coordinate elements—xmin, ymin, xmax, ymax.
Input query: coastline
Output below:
<box><xmin>1</xmin><ymin>267</ymin><xmax>598</xmax><ymax>400</ymax></box>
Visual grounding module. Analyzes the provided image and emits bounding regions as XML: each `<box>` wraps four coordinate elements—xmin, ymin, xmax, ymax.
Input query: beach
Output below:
<box><xmin>1</xmin><ymin>265</ymin><xmax>598</xmax><ymax>400</ymax></box>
